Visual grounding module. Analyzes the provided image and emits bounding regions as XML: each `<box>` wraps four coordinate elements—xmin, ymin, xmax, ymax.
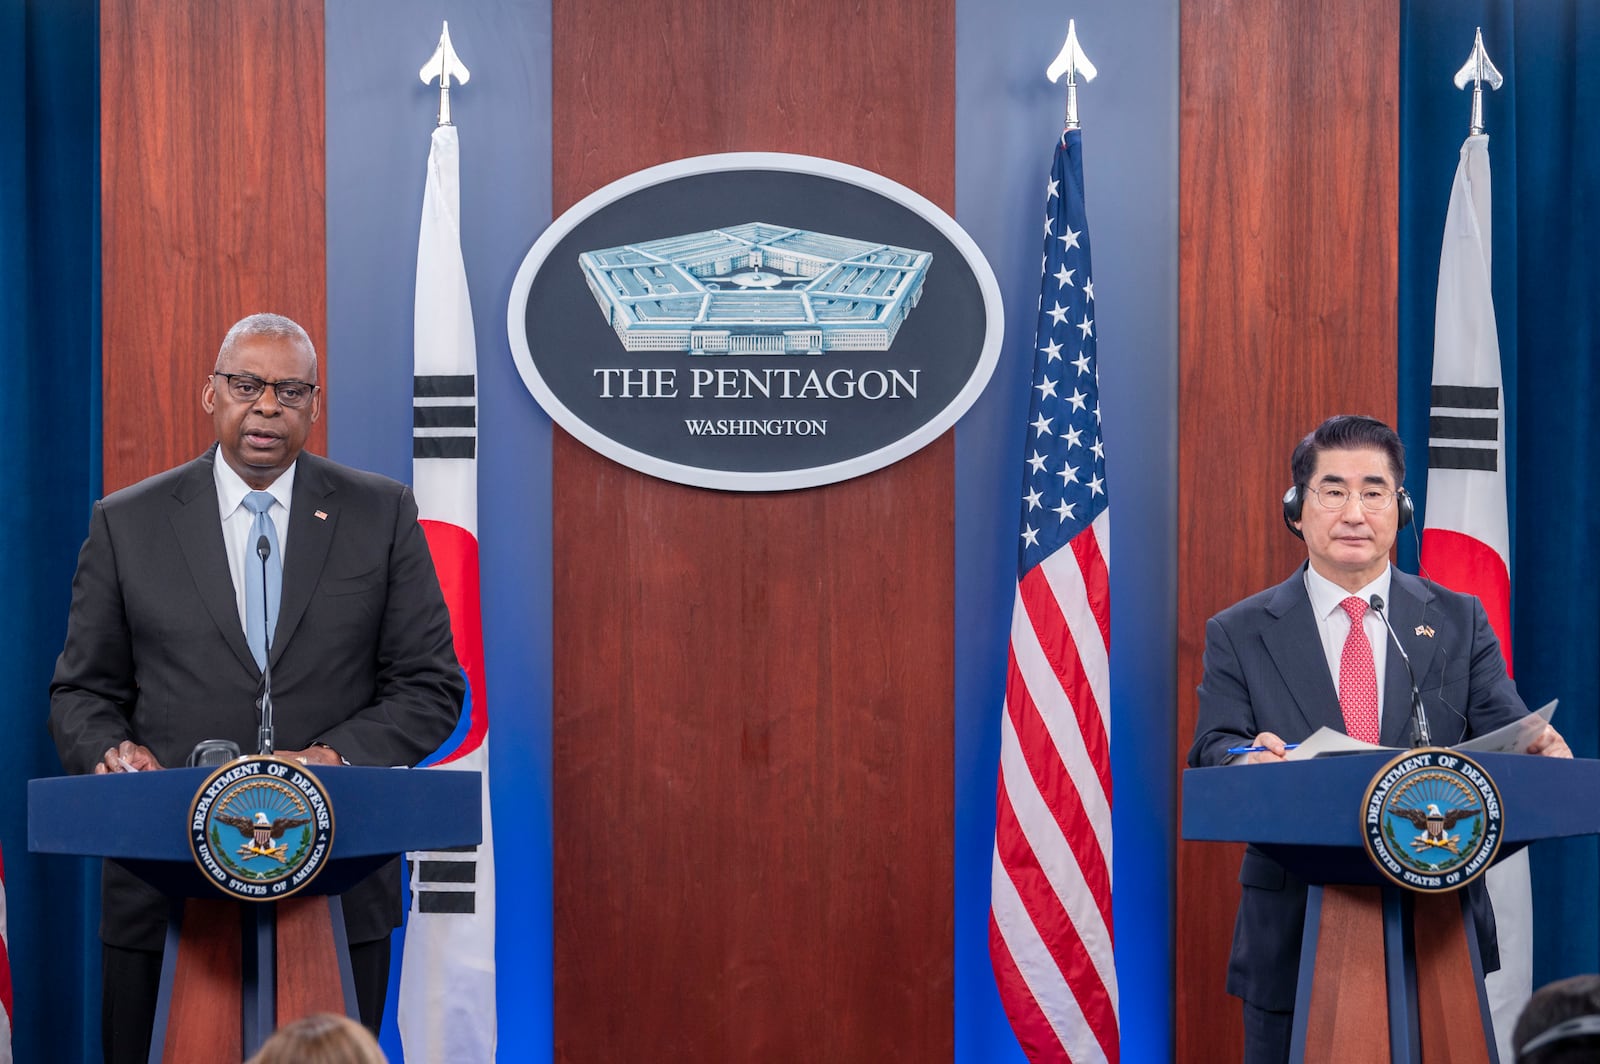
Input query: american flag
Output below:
<box><xmin>989</xmin><ymin>128</ymin><xmax>1118</xmax><ymax>1063</ymax></box>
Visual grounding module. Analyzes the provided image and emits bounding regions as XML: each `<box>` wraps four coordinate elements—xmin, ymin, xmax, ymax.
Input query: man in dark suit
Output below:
<box><xmin>49</xmin><ymin>313</ymin><xmax>464</xmax><ymax>1063</ymax></box>
<box><xmin>1188</xmin><ymin>414</ymin><xmax>1569</xmax><ymax>1064</ymax></box>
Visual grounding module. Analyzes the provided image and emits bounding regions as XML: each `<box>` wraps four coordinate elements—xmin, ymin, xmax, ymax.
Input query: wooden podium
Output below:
<box><xmin>1184</xmin><ymin>752</ymin><xmax>1600</xmax><ymax>1063</ymax></box>
<box><xmin>29</xmin><ymin>765</ymin><xmax>481</xmax><ymax>1062</ymax></box>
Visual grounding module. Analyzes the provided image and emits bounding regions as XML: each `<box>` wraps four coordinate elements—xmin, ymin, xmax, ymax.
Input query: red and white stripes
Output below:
<box><xmin>991</xmin><ymin>513</ymin><xmax>1117</xmax><ymax>1063</ymax></box>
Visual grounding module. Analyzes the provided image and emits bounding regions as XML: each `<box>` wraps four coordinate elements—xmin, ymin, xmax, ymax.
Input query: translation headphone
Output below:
<box><xmin>1517</xmin><ymin>1014</ymin><xmax>1600</xmax><ymax>1059</ymax></box>
<box><xmin>1282</xmin><ymin>484</ymin><xmax>1414</xmax><ymax>540</ymax></box>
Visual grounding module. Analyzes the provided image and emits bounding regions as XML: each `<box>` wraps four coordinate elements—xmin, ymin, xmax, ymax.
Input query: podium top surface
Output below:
<box><xmin>28</xmin><ymin>764</ymin><xmax>482</xmax><ymax>861</ymax></box>
<box><xmin>1183</xmin><ymin>751</ymin><xmax>1600</xmax><ymax>849</ymax></box>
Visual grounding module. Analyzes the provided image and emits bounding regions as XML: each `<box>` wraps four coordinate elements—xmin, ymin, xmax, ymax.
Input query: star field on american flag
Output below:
<box><xmin>1019</xmin><ymin>133</ymin><xmax>1107</xmax><ymax>577</ymax></box>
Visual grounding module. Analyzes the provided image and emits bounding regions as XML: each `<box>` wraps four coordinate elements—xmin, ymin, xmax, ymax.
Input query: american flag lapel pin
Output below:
<box><xmin>314</xmin><ymin>510</ymin><xmax>329</xmax><ymax>521</ymax></box>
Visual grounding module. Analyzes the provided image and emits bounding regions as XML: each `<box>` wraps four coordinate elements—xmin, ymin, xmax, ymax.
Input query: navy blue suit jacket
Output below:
<box><xmin>1187</xmin><ymin>564</ymin><xmax>1528</xmax><ymax>1011</ymax></box>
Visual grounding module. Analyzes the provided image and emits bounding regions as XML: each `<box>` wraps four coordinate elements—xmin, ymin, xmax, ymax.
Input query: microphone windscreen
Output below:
<box><xmin>257</xmin><ymin>534</ymin><xmax>271</xmax><ymax>561</ymax></box>
<box><xmin>187</xmin><ymin>738</ymin><xmax>241</xmax><ymax>767</ymax></box>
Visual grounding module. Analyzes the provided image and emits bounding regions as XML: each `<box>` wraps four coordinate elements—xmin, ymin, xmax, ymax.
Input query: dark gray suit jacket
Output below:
<box><xmin>49</xmin><ymin>447</ymin><xmax>464</xmax><ymax>950</ymax></box>
<box><xmin>1187</xmin><ymin>564</ymin><xmax>1528</xmax><ymax>1011</ymax></box>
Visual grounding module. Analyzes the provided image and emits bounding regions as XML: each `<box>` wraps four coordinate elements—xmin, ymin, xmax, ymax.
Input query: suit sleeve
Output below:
<box><xmin>1189</xmin><ymin>615</ymin><xmax>1258</xmax><ymax>767</ymax></box>
<box><xmin>313</xmin><ymin>486</ymin><xmax>465</xmax><ymax>766</ymax></box>
<box><xmin>1459</xmin><ymin>595</ymin><xmax>1528</xmax><ymax>739</ymax></box>
<box><xmin>48</xmin><ymin>502</ymin><xmax>140</xmax><ymax>775</ymax></box>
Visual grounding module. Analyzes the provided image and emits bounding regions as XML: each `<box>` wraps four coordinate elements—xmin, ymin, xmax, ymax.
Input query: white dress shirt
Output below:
<box><xmin>213</xmin><ymin>455</ymin><xmax>295</xmax><ymax>636</ymax></box>
<box><xmin>1303</xmin><ymin>563</ymin><xmax>1391</xmax><ymax>731</ymax></box>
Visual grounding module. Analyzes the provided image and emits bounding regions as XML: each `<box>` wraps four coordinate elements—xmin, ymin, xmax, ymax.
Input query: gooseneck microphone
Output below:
<box><xmin>257</xmin><ymin>534</ymin><xmax>276</xmax><ymax>756</ymax></box>
<box><xmin>1369</xmin><ymin>594</ymin><xmax>1431</xmax><ymax>747</ymax></box>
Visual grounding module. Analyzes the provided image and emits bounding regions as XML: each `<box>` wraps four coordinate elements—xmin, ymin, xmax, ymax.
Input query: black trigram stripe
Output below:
<box><xmin>414</xmin><ymin>436</ymin><xmax>476</xmax><ymax>459</ymax></box>
<box><xmin>1431</xmin><ymin>384</ymin><xmax>1498</xmax><ymax>410</ymax></box>
<box><xmin>414</xmin><ymin>374</ymin><xmax>476</xmax><ymax>398</ymax></box>
<box><xmin>1430</xmin><ymin>446</ymin><xmax>1498</xmax><ymax>471</ymax></box>
<box><xmin>417</xmin><ymin>891</ymin><xmax>476</xmax><ymax>914</ymax></box>
<box><xmin>418</xmin><ymin>860</ymin><xmax>476</xmax><ymax>884</ymax></box>
<box><xmin>431</xmin><ymin>844</ymin><xmax>478</xmax><ymax>853</ymax></box>
<box><xmin>414</xmin><ymin>405</ymin><xmax>477</xmax><ymax>429</ymax></box>
<box><xmin>1429</xmin><ymin>415</ymin><xmax>1497</xmax><ymax>441</ymax></box>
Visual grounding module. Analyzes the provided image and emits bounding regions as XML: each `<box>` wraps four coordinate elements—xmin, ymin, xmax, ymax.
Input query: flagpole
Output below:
<box><xmin>419</xmin><ymin>21</ymin><xmax>471</xmax><ymax>128</ymax></box>
<box><xmin>1046</xmin><ymin>19</ymin><xmax>1098</xmax><ymax>131</ymax></box>
<box><xmin>1452</xmin><ymin>27</ymin><xmax>1502</xmax><ymax>136</ymax></box>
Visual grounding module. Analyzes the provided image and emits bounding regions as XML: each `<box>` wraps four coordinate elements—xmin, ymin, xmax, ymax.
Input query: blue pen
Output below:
<box><xmin>1225</xmin><ymin>743</ymin><xmax>1301</xmax><ymax>755</ymax></box>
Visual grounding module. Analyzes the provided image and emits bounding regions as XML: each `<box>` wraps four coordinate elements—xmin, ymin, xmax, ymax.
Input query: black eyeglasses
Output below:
<box><xmin>212</xmin><ymin>372</ymin><xmax>319</xmax><ymax>409</ymax></box>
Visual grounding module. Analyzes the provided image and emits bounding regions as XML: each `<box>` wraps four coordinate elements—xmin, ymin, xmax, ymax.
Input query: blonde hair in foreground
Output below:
<box><xmin>245</xmin><ymin>1012</ymin><xmax>388</xmax><ymax>1064</ymax></box>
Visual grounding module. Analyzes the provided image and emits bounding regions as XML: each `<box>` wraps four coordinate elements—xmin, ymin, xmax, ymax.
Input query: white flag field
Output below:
<box><xmin>1421</xmin><ymin>131</ymin><xmax>1528</xmax><ymax>1063</ymax></box>
<box><xmin>399</xmin><ymin>121</ymin><xmax>498</xmax><ymax>1062</ymax></box>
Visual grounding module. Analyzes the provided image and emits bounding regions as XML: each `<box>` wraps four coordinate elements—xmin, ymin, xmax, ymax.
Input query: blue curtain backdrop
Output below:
<box><xmin>0</xmin><ymin>0</ymin><xmax>101</xmax><ymax>1059</ymax></box>
<box><xmin>1399</xmin><ymin>0</ymin><xmax>1600</xmax><ymax>987</ymax></box>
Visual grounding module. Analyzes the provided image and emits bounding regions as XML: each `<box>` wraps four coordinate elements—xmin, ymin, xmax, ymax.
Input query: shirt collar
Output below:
<box><xmin>213</xmin><ymin>451</ymin><xmax>297</xmax><ymax>518</ymax></box>
<box><xmin>1303</xmin><ymin>562</ymin><xmax>1392</xmax><ymax>621</ymax></box>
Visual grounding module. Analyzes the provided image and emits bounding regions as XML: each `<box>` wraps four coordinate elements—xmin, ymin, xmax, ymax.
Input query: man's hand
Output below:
<box><xmin>1242</xmin><ymin>732</ymin><xmax>1292</xmax><ymax>765</ymax></box>
<box><xmin>276</xmin><ymin>744</ymin><xmax>344</xmax><ymax>767</ymax></box>
<box><xmin>1526</xmin><ymin>723</ymin><xmax>1572</xmax><ymax>759</ymax></box>
<box><xmin>95</xmin><ymin>740</ymin><xmax>162</xmax><ymax>774</ymax></box>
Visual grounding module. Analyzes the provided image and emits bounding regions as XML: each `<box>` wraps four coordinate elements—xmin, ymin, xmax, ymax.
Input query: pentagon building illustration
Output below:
<box><xmin>578</xmin><ymin>223</ymin><xmax>932</xmax><ymax>355</ymax></box>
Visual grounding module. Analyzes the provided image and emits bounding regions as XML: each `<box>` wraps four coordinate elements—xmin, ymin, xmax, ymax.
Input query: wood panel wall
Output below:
<box><xmin>101</xmin><ymin>0</ymin><xmax>327</xmax><ymax>492</ymax></box>
<box><xmin>1176</xmin><ymin>0</ymin><xmax>1398</xmax><ymax>1058</ymax></box>
<box><xmin>550</xmin><ymin>2</ymin><xmax>956</xmax><ymax>1061</ymax></box>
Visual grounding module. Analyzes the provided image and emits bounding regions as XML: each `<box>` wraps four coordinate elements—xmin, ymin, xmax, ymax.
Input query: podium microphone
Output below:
<box><xmin>256</xmin><ymin>533</ymin><xmax>276</xmax><ymax>756</ymax></box>
<box><xmin>1369</xmin><ymin>594</ymin><xmax>1431</xmax><ymax>747</ymax></box>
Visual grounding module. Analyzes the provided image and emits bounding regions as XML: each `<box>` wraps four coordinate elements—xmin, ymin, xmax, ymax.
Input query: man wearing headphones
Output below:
<box><xmin>1187</xmin><ymin>414</ymin><xmax>1571</xmax><ymax>1064</ymax></box>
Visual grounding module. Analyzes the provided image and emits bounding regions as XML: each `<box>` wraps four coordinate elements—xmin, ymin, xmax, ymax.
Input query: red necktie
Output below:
<box><xmin>1338</xmin><ymin>596</ymin><xmax>1381</xmax><ymax>744</ymax></box>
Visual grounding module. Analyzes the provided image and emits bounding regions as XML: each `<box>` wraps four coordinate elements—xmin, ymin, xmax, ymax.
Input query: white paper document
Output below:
<box><xmin>1285</xmin><ymin>729</ymin><xmax>1386</xmax><ymax>760</ymax></box>
<box><xmin>1453</xmin><ymin>699</ymin><xmax>1558</xmax><ymax>754</ymax></box>
<box><xmin>1284</xmin><ymin>699</ymin><xmax>1557</xmax><ymax>760</ymax></box>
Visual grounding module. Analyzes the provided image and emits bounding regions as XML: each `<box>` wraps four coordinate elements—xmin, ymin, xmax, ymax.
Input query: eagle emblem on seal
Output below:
<box><xmin>215</xmin><ymin>810</ymin><xmax>311</xmax><ymax>862</ymax></box>
<box><xmin>1393</xmin><ymin>800</ymin><xmax>1480</xmax><ymax>856</ymax></box>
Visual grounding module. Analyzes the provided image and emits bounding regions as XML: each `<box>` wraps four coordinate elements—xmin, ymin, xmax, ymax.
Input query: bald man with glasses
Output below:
<box><xmin>49</xmin><ymin>313</ymin><xmax>464</xmax><ymax>1062</ymax></box>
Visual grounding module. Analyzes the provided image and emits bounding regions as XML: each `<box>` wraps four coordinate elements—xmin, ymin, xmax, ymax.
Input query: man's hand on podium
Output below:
<box><xmin>278</xmin><ymin>744</ymin><xmax>344</xmax><ymax>767</ymax></box>
<box><xmin>95</xmin><ymin>740</ymin><xmax>162</xmax><ymax>773</ymax></box>
<box><xmin>91</xmin><ymin>741</ymin><xmax>349</xmax><ymax>772</ymax></box>
<box><xmin>1527</xmin><ymin>723</ymin><xmax>1572</xmax><ymax>759</ymax></box>
<box><xmin>1239</xmin><ymin>732</ymin><xmax>1292</xmax><ymax>765</ymax></box>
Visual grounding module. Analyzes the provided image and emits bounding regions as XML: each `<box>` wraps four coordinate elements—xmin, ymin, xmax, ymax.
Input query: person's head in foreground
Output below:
<box><xmin>1513</xmin><ymin>974</ymin><xmax>1600</xmax><ymax>1063</ymax></box>
<box><xmin>245</xmin><ymin>1012</ymin><xmax>388</xmax><ymax>1064</ymax></box>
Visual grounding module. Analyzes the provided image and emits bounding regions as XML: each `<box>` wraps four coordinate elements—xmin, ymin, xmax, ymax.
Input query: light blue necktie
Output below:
<box><xmin>242</xmin><ymin>491</ymin><xmax>282</xmax><ymax>670</ymax></box>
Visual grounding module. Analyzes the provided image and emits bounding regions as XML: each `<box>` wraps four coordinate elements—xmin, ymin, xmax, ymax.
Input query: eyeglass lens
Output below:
<box><xmin>220</xmin><ymin>374</ymin><xmax>315</xmax><ymax>408</ymax></box>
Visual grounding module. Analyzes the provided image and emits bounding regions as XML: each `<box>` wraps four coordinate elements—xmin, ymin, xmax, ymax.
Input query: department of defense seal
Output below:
<box><xmin>189</xmin><ymin>756</ymin><xmax>335</xmax><ymax>901</ymax></box>
<box><xmin>1361</xmin><ymin>748</ymin><xmax>1502</xmax><ymax>892</ymax></box>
